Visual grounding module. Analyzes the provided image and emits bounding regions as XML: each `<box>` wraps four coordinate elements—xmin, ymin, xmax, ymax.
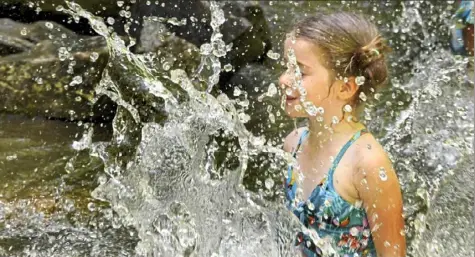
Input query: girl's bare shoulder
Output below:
<box><xmin>355</xmin><ymin>132</ymin><xmax>387</xmax><ymax>158</ymax></box>
<box><xmin>353</xmin><ymin>132</ymin><xmax>396</xmax><ymax>179</ymax></box>
<box><xmin>283</xmin><ymin>127</ymin><xmax>308</xmax><ymax>153</ymax></box>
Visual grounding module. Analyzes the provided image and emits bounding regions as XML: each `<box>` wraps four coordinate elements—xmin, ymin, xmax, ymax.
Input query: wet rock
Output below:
<box><xmin>0</xmin><ymin>19</ymin><xmax>201</xmax><ymax>122</ymax></box>
<box><xmin>0</xmin><ymin>19</ymin><xmax>112</xmax><ymax>121</ymax></box>
<box><xmin>2</xmin><ymin>1</ymin><xmax>273</xmax><ymax>89</ymax></box>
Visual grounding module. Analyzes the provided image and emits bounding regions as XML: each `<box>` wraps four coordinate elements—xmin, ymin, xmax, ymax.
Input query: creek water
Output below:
<box><xmin>0</xmin><ymin>1</ymin><xmax>473</xmax><ymax>257</ymax></box>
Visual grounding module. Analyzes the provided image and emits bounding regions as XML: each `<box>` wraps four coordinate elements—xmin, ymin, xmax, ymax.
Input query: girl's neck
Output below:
<box><xmin>304</xmin><ymin>114</ymin><xmax>364</xmax><ymax>154</ymax></box>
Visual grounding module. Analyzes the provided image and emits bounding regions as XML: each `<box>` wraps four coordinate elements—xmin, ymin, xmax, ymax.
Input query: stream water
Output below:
<box><xmin>0</xmin><ymin>1</ymin><xmax>473</xmax><ymax>257</ymax></box>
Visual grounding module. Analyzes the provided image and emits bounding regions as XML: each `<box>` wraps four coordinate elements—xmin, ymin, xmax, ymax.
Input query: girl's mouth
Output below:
<box><xmin>286</xmin><ymin>96</ymin><xmax>298</xmax><ymax>102</ymax></box>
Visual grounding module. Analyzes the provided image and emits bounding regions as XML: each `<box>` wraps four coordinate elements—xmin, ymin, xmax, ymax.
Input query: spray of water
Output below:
<box><xmin>61</xmin><ymin>1</ymin><xmax>323</xmax><ymax>256</ymax></box>
<box><xmin>1</xmin><ymin>1</ymin><xmax>472</xmax><ymax>257</ymax></box>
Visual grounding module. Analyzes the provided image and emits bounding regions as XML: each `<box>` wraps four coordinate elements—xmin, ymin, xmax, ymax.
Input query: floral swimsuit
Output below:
<box><xmin>285</xmin><ymin>129</ymin><xmax>377</xmax><ymax>257</ymax></box>
<box><xmin>450</xmin><ymin>0</ymin><xmax>474</xmax><ymax>55</ymax></box>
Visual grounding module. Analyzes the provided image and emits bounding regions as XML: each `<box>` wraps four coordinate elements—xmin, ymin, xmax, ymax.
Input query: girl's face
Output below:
<box><xmin>279</xmin><ymin>38</ymin><xmax>336</xmax><ymax>119</ymax></box>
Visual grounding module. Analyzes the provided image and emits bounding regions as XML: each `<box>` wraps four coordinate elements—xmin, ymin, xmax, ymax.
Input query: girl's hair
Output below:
<box><xmin>291</xmin><ymin>12</ymin><xmax>391</xmax><ymax>109</ymax></box>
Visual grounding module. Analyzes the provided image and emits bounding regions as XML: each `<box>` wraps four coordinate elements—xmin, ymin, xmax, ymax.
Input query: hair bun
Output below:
<box><xmin>349</xmin><ymin>35</ymin><xmax>391</xmax><ymax>86</ymax></box>
<box><xmin>358</xmin><ymin>35</ymin><xmax>391</xmax><ymax>69</ymax></box>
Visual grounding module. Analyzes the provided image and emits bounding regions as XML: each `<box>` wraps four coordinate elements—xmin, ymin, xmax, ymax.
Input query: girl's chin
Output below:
<box><xmin>284</xmin><ymin>107</ymin><xmax>304</xmax><ymax>118</ymax></box>
<box><xmin>286</xmin><ymin>113</ymin><xmax>305</xmax><ymax>119</ymax></box>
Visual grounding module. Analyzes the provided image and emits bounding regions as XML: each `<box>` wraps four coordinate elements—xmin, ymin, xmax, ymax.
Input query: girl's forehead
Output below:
<box><xmin>283</xmin><ymin>38</ymin><xmax>321</xmax><ymax>65</ymax></box>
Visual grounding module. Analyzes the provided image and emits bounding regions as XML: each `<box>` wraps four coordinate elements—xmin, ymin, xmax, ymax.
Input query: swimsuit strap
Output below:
<box><xmin>285</xmin><ymin>129</ymin><xmax>310</xmax><ymax>205</ymax></box>
<box><xmin>292</xmin><ymin>129</ymin><xmax>310</xmax><ymax>157</ymax></box>
<box><xmin>326</xmin><ymin>129</ymin><xmax>367</xmax><ymax>190</ymax></box>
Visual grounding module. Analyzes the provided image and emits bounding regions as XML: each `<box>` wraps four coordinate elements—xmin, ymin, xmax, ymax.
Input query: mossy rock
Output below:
<box><xmin>0</xmin><ymin>19</ymin><xmax>201</xmax><ymax>121</ymax></box>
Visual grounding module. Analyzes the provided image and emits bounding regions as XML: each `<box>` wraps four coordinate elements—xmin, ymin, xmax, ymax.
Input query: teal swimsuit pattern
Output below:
<box><xmin>284</xmin><ymin>129</ymin><xmax>377</xmax><ymax>257</ymax></box>
<box><xmin>450</xmin><ymin>0</ymin><xmax>474</xmax><ymax>55</ymax></box>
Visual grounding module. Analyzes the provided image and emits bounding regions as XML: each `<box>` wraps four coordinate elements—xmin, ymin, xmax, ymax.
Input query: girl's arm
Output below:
<box><xmin>353</xmin><ymin>149</ymin><xmax>406</xmax><ymax>257</ymax></box>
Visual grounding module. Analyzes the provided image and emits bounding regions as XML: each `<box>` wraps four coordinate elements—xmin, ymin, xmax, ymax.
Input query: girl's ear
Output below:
<box><xmin>337</xmin><ymin>76</ymin><xmax>358</xmax><ymax>101</ymax></box>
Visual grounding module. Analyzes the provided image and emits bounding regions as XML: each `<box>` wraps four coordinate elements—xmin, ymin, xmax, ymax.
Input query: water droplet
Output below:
<box><xmin>350</xmin><ymin>227</ymin><xmax>359</xmax><ymax>236</ymax></box>
<box><xmin>223</xmin><ymin>63</ymin><xmax>233</xmax><ymax>72</ymax></box>
<box><xmin>6</xmin><ymin>154</ymin><xmax>18</xmax><ymax>161</ymax></box>
<box><xmin>306</xmin><ymin>201</ymin><xmax>315</xmax><ymax>211</ymax></box>
<box><xmin>285</xmin><ymin>88</ymin><xmax>293</xmax><ymax>96</ymax></box>
<box><xmin>372</xmin><ymin>213</ymin><xmax>379</xmax><ymax>222</ymax></box>
<box><xmin>233</xmin><ymin>87</ymin><xmax>241</xmax><ymax>97</ymax></box>
<box><xmin>360</xmin><ymin>178</ymin><xmax>368</xmax><ymax>186</ymax></box>
<box><xmin>316</xmin><ymin>107</ymin><xmax>324</xmax><ymax>115</ymax></box>
<box><xmin>200</xmin><ymin>43</ymin><xmax>212</xmax><ymax>55</ymax></box>
<box><xmin>266</xmin><ymin>50</ymin><xmax>280</xmax><ymax>60</ymax></box>
<box><xmin>87</xmin><ymin>202</ymin><xmax>96</xmax><ymax>212</ymax></box>
<box><xmin>302</xmin><ymin>102</ymin><xmax>318</xmax><ymax>116</ymax></box>
<box><xmin>165</xmin><ymin>16</ymin><xmax>179</xmax><ymax>25</ymax></box>
<box><xmin>306</xmin><ymin>240</ymin><xmax>312</xmax><ymax>248</ymax></box>
<box><xmin>35</xmin><ymin>77</ymin><xmax>43</xmax><ymax>85</ymax></box>
<box><xmin>213</xmin><ymin>46</ymin><xmax>227</xmax><ymax>58</ymax></box>
<box><xmin>45</xmin><ymin>22</ymin><xmax>53</xmax><ymax>29</ymax></box>
<box><xmin>107</xmin><ymin>17</ymin><xmax>115</xmax><ymax>25</ymax></box>
<box><xmin>264</xmin><ymin>178</ymin><xmax>274</xmax><ymax>189</ymax></box>
<box><xmin>266</xmin><ymin>83</ymin><xmax>277</xmax><ymax>97</ymax></box>
<box><xmin>332</xmin><ymin>116</ymin><xmax>339</xmax><ymax>124</ymax></box>
<box><xmin>343</xmin><ymin>104</ymin><xmax>352</xmax><ymax>113</ymax></box>
<box><xmin>189</xmin><ymin>16</ymin><xmax>198</xmax><ymax>23</ymax></box>
<box><xmin>238</xmin><ymin>112</ymin><xmax>250</xmax><ymax>123</ymax></box>
<box><xmin>58</xmin><ymin>47</ymin><xmax>70</xmax><ymax>61</ymax></box>
<box><xmin>55</xmin><ymin>5</ymin><xmax>64</xmax><ymax>11</ymax></box>
<box><xmin>379</xmin><ymin>167</ymin><xmax>388</xmax><ymax>181</ymax></box>
<box><xmin>98</xmin><ymin>175</ymin><xmax>107</xmax><ymax>185</ymax></box>
<box><xmin>117</xmin><ymin>1</ymin><xmax>124</xmax><ymax>7</ymax></box>
<box><xmin>359</xmin><ymin>92</ymin><xmax>367</xmax><ymax>102</ymax></box>
<box><xmin>62</xmin><ymin>199</ymin><xmax>75</xmax><ymax>212</ymax></box>
<box><xmin>89</xmin><ymin>52</ymin><xmax>99</xmax><ymax>62</ymax></box>
<box><xmin>238</xmin><ymin>99</ymin><xmax>249</xmax><ymax>108</ymax></box>
<box><xmin>356</xmin><ymin>76</ymin><xmax>365</xmax><ymax>86</ymax></box>
<box><xmin>20</xmin><ymin>28</ymin><xmax>27</xmax><ymax>36</ymax></box>
<box><xmin>363</xmin><ymin>229</ymin><xmax>371</xmax><ymax>237</ymax></box>
<box><xmin>162</xmin><ymin>62</ymin><xmax>171</xmax><ymax>71</ymax></box>
<box><xmin>384</xmin><ymin>241</ymin><xmax>391</xmax><ymax>247</ymax></box>
<box><xmin>70</xmin><ymin>75</ymin><xmax>83</xmax><ymax>86</ymax></box>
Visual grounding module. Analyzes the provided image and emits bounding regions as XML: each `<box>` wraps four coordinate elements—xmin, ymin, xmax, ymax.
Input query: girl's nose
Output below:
<box><xmin>279</xmin><ymin>73</ymin><xmax>291</xmax><ymax>88</ymax></box>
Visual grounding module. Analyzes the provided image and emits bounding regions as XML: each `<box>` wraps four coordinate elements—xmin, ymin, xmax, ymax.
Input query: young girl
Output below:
<box><xmin>281</xmin><ymin>12</ymin><xmax>406</xmax><ymax>257</ymax></box>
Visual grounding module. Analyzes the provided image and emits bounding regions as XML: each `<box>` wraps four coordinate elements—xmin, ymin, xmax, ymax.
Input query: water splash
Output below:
<box><xmin>1</xmin><ymin>1</ymin><xmax>472</xmax><ymax>256</ymax></box>
<box><xmin>59</xmin><ymin>2</ymin><xmax>309</xmax><ymax>256</ymax></box>
<box><xmin>194</xmin><ymin>1</ymin><xmax>229</xmax><ymax>92</ymax></box>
